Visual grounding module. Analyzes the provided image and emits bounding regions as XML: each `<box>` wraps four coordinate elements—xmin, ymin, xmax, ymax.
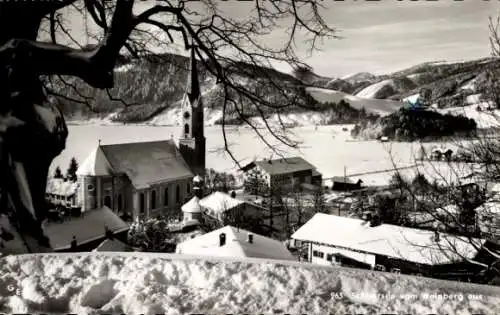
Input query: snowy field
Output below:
<box><xmin>51</xmin><ymin>124</ymin><xmax>483</xmax><ymax>187</ymax></box>
<box><xmin>1</xmin><ymin>253</ymin><xmax>499</xmax><ymax>314</ymax></box>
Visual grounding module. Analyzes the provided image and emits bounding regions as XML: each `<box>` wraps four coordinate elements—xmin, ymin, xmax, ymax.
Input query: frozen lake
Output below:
<box><xmin>50</xmin><ymin>124</ymin><xmax>479</xmax><ymax>186</ymax></box>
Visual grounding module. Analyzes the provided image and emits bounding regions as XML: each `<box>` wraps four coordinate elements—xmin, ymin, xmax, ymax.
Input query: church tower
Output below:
<box><xmin>179</xmin><ymin>48</ymin><xmax>206</xmax><ymax>178</ymax></box>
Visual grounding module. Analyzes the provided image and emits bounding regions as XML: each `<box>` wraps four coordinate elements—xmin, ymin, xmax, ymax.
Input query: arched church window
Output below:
<box><xmin>104</xmin><ymin>196</ymin><xmax>111</xmax><ymax>208</ymax></box>
<box><xmin>118</xmin><ymin>194</ymin><xmax>123</xmax><ymax>211</ymax></box>
<box><xmin>151</xmin><ymin>190</ymin><xmax>156</xmax><ymax>209</ymax></box>
<box><xmin>164</xmin><ymin>187</ymin><xmax>169</xmax><ymax>206</ymax></box>
<box><xmin>176</xmin><ymin>185</ymin><xmax>181</xmax><ymax>203</ymax></box>
<box><xmin>140</xmin><ymin>193</ymin><xmax>145</xmax><ymax>214</ymax></box>
<box><xmin>184</xmin><ymin>124</ymin><xmax>190</xmax><ymax>135</ymax></box>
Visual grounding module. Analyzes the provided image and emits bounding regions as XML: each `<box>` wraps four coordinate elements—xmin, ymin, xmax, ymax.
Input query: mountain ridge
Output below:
<box><xmin>49</xmin><ymin>53</ymin><xmax>500</xmax><ymax>128</ymax></box>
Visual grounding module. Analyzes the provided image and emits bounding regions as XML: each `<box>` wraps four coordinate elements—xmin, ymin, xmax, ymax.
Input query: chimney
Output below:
<box><xmin>247</xmin><ymin>233</ymin><xmax>254</xmax><ymax>244</ymax></box>
<box><xmin>70</xmin><ymin>235</ymin><xmax>77</xmax><ymax>250</ymax></box>
<box><xmin>105</xmin><ymin>225</ymin><xmax>114</xmax><ymax>239</ymax></box>
<box><xmin>219</xmin><ymin>233</ymin><xmax>226</xmax><ymax>246</ymax></box>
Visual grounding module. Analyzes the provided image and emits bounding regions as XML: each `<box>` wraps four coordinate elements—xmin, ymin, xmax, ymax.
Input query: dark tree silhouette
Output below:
<box><xmin>53</xmin><ymin>166</ymin><xmax>63</xmax><ymax>179</ymax></box>
<box><xmin>65</xmin><ymin>157</ymin><xmax>78</xmax><ymax>182</ymax></box>
<box><xmin>0</xmin><ymin>0</ymin><xmax>336</xmax><ymax>252</ymax></box>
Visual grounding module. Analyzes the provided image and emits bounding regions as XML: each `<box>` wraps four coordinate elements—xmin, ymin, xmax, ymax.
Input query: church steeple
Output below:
<box><xmin>186</xmin><ymin>48</ymin><xmax>201</xmax><ymax>106</ymax></box>
<box><xmin>179</xmin><ymin>47</ymin><xmax>206</xmax><ymax>178</ymax></box>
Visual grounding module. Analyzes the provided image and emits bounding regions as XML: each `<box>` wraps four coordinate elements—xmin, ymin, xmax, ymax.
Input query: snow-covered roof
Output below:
<box><xmin>76</xmin><ymin>145</ymin><xmax>114</xmax><ymax>176</ymax></box>
<box><xmin>292</xmin><ymin>213</ymin><xmax>485</xmax><ymax>266</ymax></box>
<box><xmin>254</xmin><ymin>157</ymin><xmax>318</xmax><ymax>176</ymax></box>
<box><xmin>43</xmin><ymin>206</ymin><xmax>129</xmax><ymax>251</ymax></box>
<box><xmin>93</xmin><ymin>238</ymin><xmax>131</xmax><ymax>252</ymax></box>
<box><xmin>475</xmin><ymin>200</ymin><xmax>500</xmax><ymax>215</ymax></box>
<box><xmin>176</xmin><ymin>225</ymin><xmax>295</xmax><ymax>261</ymax></box>
<box><xmin>46</xmin><ymin>178</ymin><xmax>78</xmax><ymax>197</ymax></box>
<box><xmin>193</xmin><ymin>175</ymin><xmax>203</xmax><ymax>183</ymax></box>
<box><xmin>100</xmin><ymin>140</ymin><xmax>193</xmax><ymax>189</ymax></box>
<box><xmin>490</xmin><ymin>183</ymin><xmax>500</xmax><ymax>193</ymax></box>
<box><xmin>199</xmin><ymin>191</ymin><xmax>245</xmax><ymax>214</ymax></box>
<box><xmin>182</xmin><ymin>196</ymin><xmax>201</xmax><ymax>213</ymax></box>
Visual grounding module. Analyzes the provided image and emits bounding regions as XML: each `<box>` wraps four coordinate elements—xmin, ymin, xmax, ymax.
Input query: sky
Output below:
<box><xmin>61</xmin><ymin>0</ymin><xmax>500</xmax><ymax>78</ymax></box>
<box><xmin>276</xmin><ymin>0</ymin><xmax>500</xmax><ymax>77</ymax></box>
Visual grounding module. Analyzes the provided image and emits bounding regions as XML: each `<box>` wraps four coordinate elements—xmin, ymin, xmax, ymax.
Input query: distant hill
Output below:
<box><xmin>48</xmin><ymin>53</ymin><xmax>500</xmax><ymax>129</ymax></box>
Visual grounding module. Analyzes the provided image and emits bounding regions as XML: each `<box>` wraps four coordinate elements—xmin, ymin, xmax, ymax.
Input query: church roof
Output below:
<box><xmin>100</xmin><ymin>140</ymin><xmax>193</xmax><ymax>189</ymax></box>
<box><xmin>76</xmin><ymin>145</ymin><xmax>114</xmax><ymax>176</ymax></box>
<box><xmin>182</xmin><ymin>196</ymin><xmax>201</xmax><ymax>213</ymax></box>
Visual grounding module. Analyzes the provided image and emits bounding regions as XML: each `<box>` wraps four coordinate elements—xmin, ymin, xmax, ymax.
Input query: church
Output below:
<box><xmin>75</xmin><ymin>49</ymin><xmax>206</xmax><ymax>220</ymax></box>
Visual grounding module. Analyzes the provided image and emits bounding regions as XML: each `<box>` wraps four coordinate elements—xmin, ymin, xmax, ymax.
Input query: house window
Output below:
<box><xmin>176</xmin><ymin>185</ymin><xmax>180</xmax><ymax>203</ymax></box>
<box><xmin>187</xmin><ymin>183</ymin><xmax>191</xmax><ymax>194</ymax></box>
<box><xmin>151</xmin><ymin>190</ymin><xmax>156</xmax><ymax>209</ymax></box>
<box><xmin>326</xmin><ymin>254</ymin><xmax>333</xmax><ymax>262</ymax></box>
<box><xmin>140</xmin><ymin>192</ymin><xmax>145</xmax><ymax>214</ymax></box>
<box><xmin>118</xmin><ymin>194</ymin><xmax>123</xmax><ymax>211</ymax></box>
<box><xmin>164</xmin><ymin>187</ymin><xmax>169</xmax><ymax>206</ymax></box>
<box><xmin>312</xmin><ymin>250</ymin><xmax>324</xmax><ymax>258</ymax></box>
<box><xmin>104</xmin><ymin>196</ymin><xmax>111</xmax><ymax>208</ymax></box>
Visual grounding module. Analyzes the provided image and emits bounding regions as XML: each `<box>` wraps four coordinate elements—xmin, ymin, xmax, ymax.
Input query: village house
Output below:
<box><xmin>74</xmin><ymin>48</ymin><xmax>206</xmax><ymax>221</ymax></box>
<box><xmin>474</xmin><ymin>198</ymin><xmax>500</xmax><ymax>242</ymax></box>
<box><xmin>241</xmin><ymin>157</ymin><xmax>322</xmax><ymax>194</ymax></box>
<box><xmin>45</xmin><ymin>178</ymin><xmax>79</xmax><ymax>208</ymax></box>
<box><xmin>182</xmin><ymin>191</ymin><xmax>266</xmax><ymax>231</ymax></box>
<box><xmin>292</xmin><ymin>213</ymin><xmax>488</xmax><ymax>281</ymax></box>
<box><xmin>176</xmin><ymin>225</ymin><xmax>295</xmax><ymax>261</ymax></box>
<box><xmin>430</xmin><ymin>147</ymin><xmax>454</xmax><ymax>161</ymax></box>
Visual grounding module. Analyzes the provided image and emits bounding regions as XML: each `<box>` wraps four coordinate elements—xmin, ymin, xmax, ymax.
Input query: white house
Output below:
<box><xmin>176</xmin><ymin>225</ymin><xmax>295</xmax><ymax>261</ymax></box>
<box><xmin>475</xmin><ymin>199</ymin><xmax>500</xmax><ymax>241</ymax></box>
<box><xmin>241</xmin><ymin>157</ymin><xmax>322</xmax><ymax>193</ymax></box>
<box><xmin>292</xmin><ymin>213</ymin><xmax>486</xmax><ymax>277</ymax></box>
<box><xmin>198</xmin><ymin>191</ymin><xmax>265</xmax><ymax>225</ymax></box>
<box><xmin>45</xmin><ymin>178</ymin><xmax>79</xmax><ymax>208</ymax></box>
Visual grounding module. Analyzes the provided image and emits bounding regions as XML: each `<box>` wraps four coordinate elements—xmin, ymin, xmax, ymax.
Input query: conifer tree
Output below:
<box><xmin>65</xmin><ymin>157</ymin><xmax>78</xmax><ymax>182</ymax></box>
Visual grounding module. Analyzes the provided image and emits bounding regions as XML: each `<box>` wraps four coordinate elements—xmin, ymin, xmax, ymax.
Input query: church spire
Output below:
<box><xmin>186</xmin><ymin>47</ymin><xmax>201</xmax><ymax>105</ymax></box>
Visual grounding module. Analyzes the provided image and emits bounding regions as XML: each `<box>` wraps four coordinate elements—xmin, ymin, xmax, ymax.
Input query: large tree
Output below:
<box><xmin>0</xmin><ymin>0</ymin><xmax>335</xmax><ymax>252</ymax></box>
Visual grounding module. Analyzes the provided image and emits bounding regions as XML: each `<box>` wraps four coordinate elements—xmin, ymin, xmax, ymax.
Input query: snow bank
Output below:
<box><xmin>0</xmin><ymin>253</ymin><xmax>499</xmax><ymax>314</ymax></box>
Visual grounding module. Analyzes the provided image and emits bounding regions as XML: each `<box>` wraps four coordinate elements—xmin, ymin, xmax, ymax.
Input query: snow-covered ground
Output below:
<box><xmin>52</xmin><ymin>124</ymin><xmax>485</xmax><ymax>188</ymax></box>
<box><xmin>438</xmin><ymin>105</ymin><xmax>500</xmax><ymax>129</ymax></box>
<box><xmin>1</xmin><ymin>253</ymin><xmax>499</xmax><ymax>314</ymax></box>
<box><xmin>355</xmin><ymin>79</ymin><xmax>393</xmax><ymax>99</ymax></box>
<box><xmin>306</xmin><ymin>87</ymin><xmax>404</xmax><ymax>116</ymax></box>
